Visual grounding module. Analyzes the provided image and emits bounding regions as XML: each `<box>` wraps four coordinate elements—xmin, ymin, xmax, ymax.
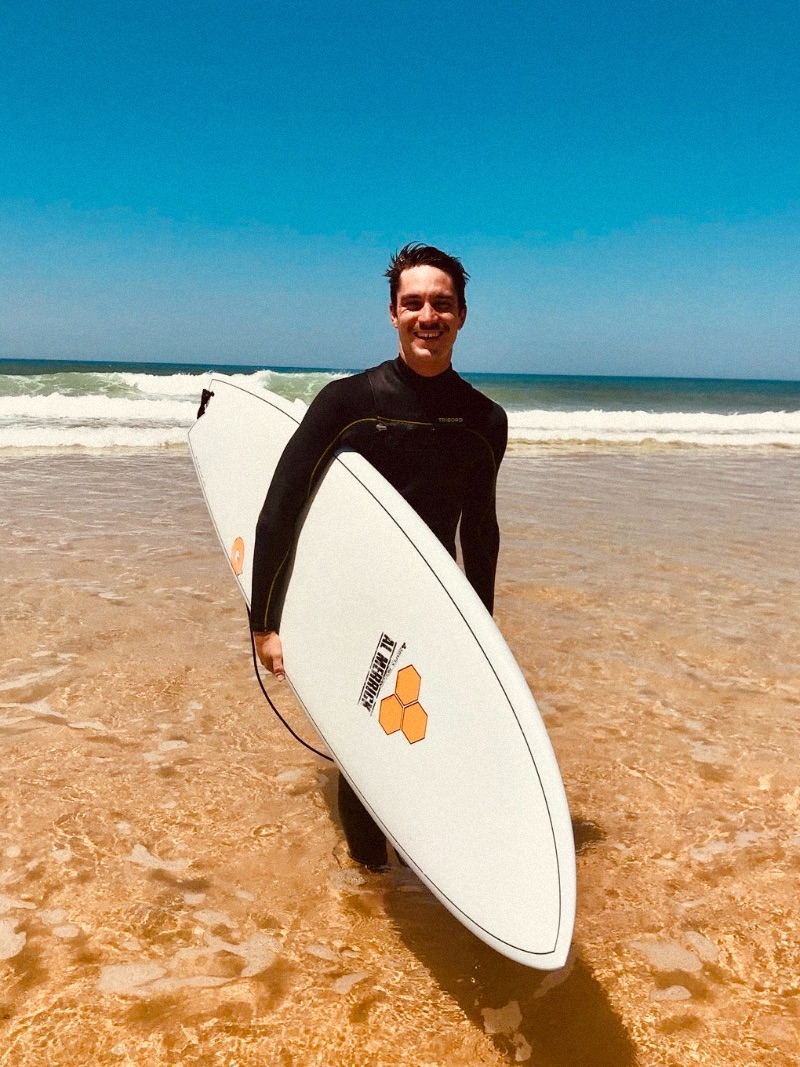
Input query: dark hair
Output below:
<box><xmin>385</xmin><ymin>243</ymin><xmax>469</xmax><ymax>311</ymax></box>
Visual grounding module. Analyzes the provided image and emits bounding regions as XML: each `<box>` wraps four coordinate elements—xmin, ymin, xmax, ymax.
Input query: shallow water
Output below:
<box><xmin>0</xmin><ymin>450</ymin><xmax>798</xmax><ymax>1065</ymax></box>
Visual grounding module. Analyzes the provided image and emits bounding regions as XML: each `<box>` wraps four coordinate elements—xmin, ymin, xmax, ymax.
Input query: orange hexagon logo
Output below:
<box><xmin>379</xmin><ymin>666</ymin><xmax>427</xmax><ymax>744</ymax></box>
<box><xmin>395</xmin><ymin>665</ymin><xmax>421</xmax><ymax>705</ymax></box>
<box><xmin>401</xmin><ymin>701</ymin><xmax>428</xmax><ymax>744</ymax></box>
<box><xmin>378</xmin><ymin>693</ymin><xmax>404</xmax><ymax>735</ymax></box>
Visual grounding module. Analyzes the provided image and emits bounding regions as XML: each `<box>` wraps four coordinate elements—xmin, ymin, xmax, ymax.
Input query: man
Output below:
<box><xmin>251</xmin><ymin>242</ymin><xmax>507</xmax><ymax>870</ymax></box>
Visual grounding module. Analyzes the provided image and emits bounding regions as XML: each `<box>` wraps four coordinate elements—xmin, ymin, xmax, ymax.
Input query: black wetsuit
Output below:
<box><xmin>250</xmin><ymin>356</ymin><xmax>507</xmax><ymax>867</ymax></box>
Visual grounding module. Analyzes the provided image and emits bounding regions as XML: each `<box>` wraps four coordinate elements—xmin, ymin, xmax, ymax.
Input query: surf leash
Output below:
<box><xmin>247</xmin><ymin>612</ymin><xmax>333</xmax><ymax>762</ymax></box>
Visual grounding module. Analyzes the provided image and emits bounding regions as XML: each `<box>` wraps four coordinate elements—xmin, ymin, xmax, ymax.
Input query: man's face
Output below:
<box><xmin>389</xmin><ymin>265</ymin><xmax>467</xmax><ymax>377</ymax></box>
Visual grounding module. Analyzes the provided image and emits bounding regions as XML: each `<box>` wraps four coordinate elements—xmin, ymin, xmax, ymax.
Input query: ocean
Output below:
<box><xmin>1</xmin><ymin>358</ymin><xmax>799</xmax><ymax>450</ymax></box>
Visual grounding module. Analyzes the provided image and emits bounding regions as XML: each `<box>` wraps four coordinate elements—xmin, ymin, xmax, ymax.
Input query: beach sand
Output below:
<box><xmin>0</xmin><ymin>448</ymin><xmax>798</xmax><ymax>1066</ymax></box>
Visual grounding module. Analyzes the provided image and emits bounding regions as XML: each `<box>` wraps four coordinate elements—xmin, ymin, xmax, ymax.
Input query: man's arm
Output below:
<box><xmin>250</xmin><ymin>376</ymin><xmax>371</xmax><ymax>671</ymax></box>
<box><xmin>459</xmin><ymin>407</ymin><xmax>508</xmax><ymax>615</ymax></box>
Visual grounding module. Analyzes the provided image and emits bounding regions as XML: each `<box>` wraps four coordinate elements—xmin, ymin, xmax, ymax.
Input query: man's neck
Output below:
<box><xmin>397</xmin><ymin>351</ymin><xmax>453</xmax><ymax>379</ymax></box>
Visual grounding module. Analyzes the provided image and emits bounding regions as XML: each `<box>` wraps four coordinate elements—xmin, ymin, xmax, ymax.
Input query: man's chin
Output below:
<box><xmin>402</xmin><ymin>348</ymin><xmax>453</xmax><ymax>376</ymax></box>
<box><xmin>412</xmin><ymin>343</ymin><xmax>450</xmax><ymax>363</ymax></box>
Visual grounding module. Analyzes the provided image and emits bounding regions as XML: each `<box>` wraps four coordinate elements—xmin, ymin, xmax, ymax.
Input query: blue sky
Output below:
<box><xmin>1</xmin><ymin>0</ymin><xmax>799</xmax><ymax>378</ymax></box>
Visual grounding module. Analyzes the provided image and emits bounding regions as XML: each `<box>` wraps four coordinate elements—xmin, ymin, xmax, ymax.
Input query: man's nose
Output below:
<box><xmin>418</xmin><ymin>300</ymin><xmax>437</xmax><ymax>322</ymax></box>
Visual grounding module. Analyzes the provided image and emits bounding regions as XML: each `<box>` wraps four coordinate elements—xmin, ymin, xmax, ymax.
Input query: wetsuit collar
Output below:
<box><xmin>393</xmin><ymin>355</ymin><xmax>457</xmax><ymax>388</ymax></box>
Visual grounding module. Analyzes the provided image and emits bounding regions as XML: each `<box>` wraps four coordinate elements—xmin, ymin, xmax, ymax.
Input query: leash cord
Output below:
<box><xmin>247</xmin><ymin>614</ymin><xmax>333</xmax><ymax>762</ymax></box>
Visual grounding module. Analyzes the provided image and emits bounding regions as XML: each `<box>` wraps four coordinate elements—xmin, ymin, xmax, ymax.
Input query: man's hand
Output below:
<box><xmin>253</xmin><ymin>631</ymin><xmax>285</xmax><ymax>681</ymax></box>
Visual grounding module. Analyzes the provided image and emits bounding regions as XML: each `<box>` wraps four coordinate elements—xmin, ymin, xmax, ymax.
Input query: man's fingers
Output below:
<box><xmin>254</xmin><ymin>637</ymin><xmax>268</xmax><ymax>668</ymax></box>
<box><xmin>254</xmin><ymin>632</ymin><xmax>285</xmax><ymax>681</ymax></box>
<box><xmin>272</xmin><ymin>651</ymin><xmax>285</xmax><ymax>681</ymax></box>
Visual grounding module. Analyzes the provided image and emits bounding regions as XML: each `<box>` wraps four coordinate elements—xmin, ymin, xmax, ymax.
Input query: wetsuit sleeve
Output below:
<box><xmin>250</xmin><ymin>378</ymin><xmax>368</xmax><ymax>633</ymax></box>
<box><xmin>459</xmin><ymin>406</ymin><xmax>508</xmax><ymax>615</ymax></box>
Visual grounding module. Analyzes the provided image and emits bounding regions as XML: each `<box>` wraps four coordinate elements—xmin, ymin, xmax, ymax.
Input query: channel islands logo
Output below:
<box><xmin>378</xmin><ymin>666</ymin><xmax>428</xmax><ymax>744</ymax></box>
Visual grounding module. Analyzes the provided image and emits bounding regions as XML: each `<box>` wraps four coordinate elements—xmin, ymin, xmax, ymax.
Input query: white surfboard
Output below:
<box><xmin>189</xmin><ymin>376</ymin><xmax>576</xmax><ymax>969</ymax></box>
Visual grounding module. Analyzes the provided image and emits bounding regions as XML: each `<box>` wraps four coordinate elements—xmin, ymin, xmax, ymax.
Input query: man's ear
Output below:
<box><xmin>458</xmin><ymin>303</ymin><xmax>467</xmax><ymax>328</ymax></box>
<box><xmin>389</xmin><ymin>302</ymin><xmax>399</xmax><ymax>328</ymax></box>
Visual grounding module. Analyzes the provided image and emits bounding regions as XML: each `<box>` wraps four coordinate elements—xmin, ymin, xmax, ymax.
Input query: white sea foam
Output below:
<box><xmin>0</xmin><ymin>393</ymin><xmax>194</xmax><ymax>421</ymax></box>
<box><xmin>114</xmin><ymin>368</ymin><xmax>347</xmax><ymax>402</ymax></box>
<box><xmin>507</xmin><ymin>407</ymin><xmax>800</xmax><ymax>447</ymax></box>
<box><xmin>0</xmin><ymin>368</ymin><xmax>798</xmax><ymax>450</ymax></box>
<box><xmin>0</xmin><ymin>369</ymin><xmax>350</xmax><ymax>451</ymax></box>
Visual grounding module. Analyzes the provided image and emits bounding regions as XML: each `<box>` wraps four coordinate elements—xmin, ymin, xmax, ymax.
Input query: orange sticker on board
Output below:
<box><xmin>230</xmin><ymin>536</ymin><xmax>245</xmax><ymax>575</ymax></box>
<box><xmin>379</xmin><ymin>665</ymin><xmax>428</xmax><ymax>744</ymax></box>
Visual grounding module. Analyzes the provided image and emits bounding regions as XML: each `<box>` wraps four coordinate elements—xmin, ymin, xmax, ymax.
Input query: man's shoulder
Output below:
<box><xmin>452</xmin><ymin>372</ymin><xmax>507</xmax><ymax>429</ymax></box>
<box><xmin>308</xmin><ymin>367</ymin><xmax>375</xmax><ymax>413</ymax></box>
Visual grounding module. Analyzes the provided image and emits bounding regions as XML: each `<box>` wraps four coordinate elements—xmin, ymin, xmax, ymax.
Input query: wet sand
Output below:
<box><xmin>1</xmin><ymin>449</ymin><xmax>798</xmax><ymax>1066</ymax></box>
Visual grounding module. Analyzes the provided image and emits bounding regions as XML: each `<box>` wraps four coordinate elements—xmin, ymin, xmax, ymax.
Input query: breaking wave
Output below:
<box><xmin>1</xmin><ymin>365</ymin><xmax>798</xmax><ymax>451</ymax></box>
